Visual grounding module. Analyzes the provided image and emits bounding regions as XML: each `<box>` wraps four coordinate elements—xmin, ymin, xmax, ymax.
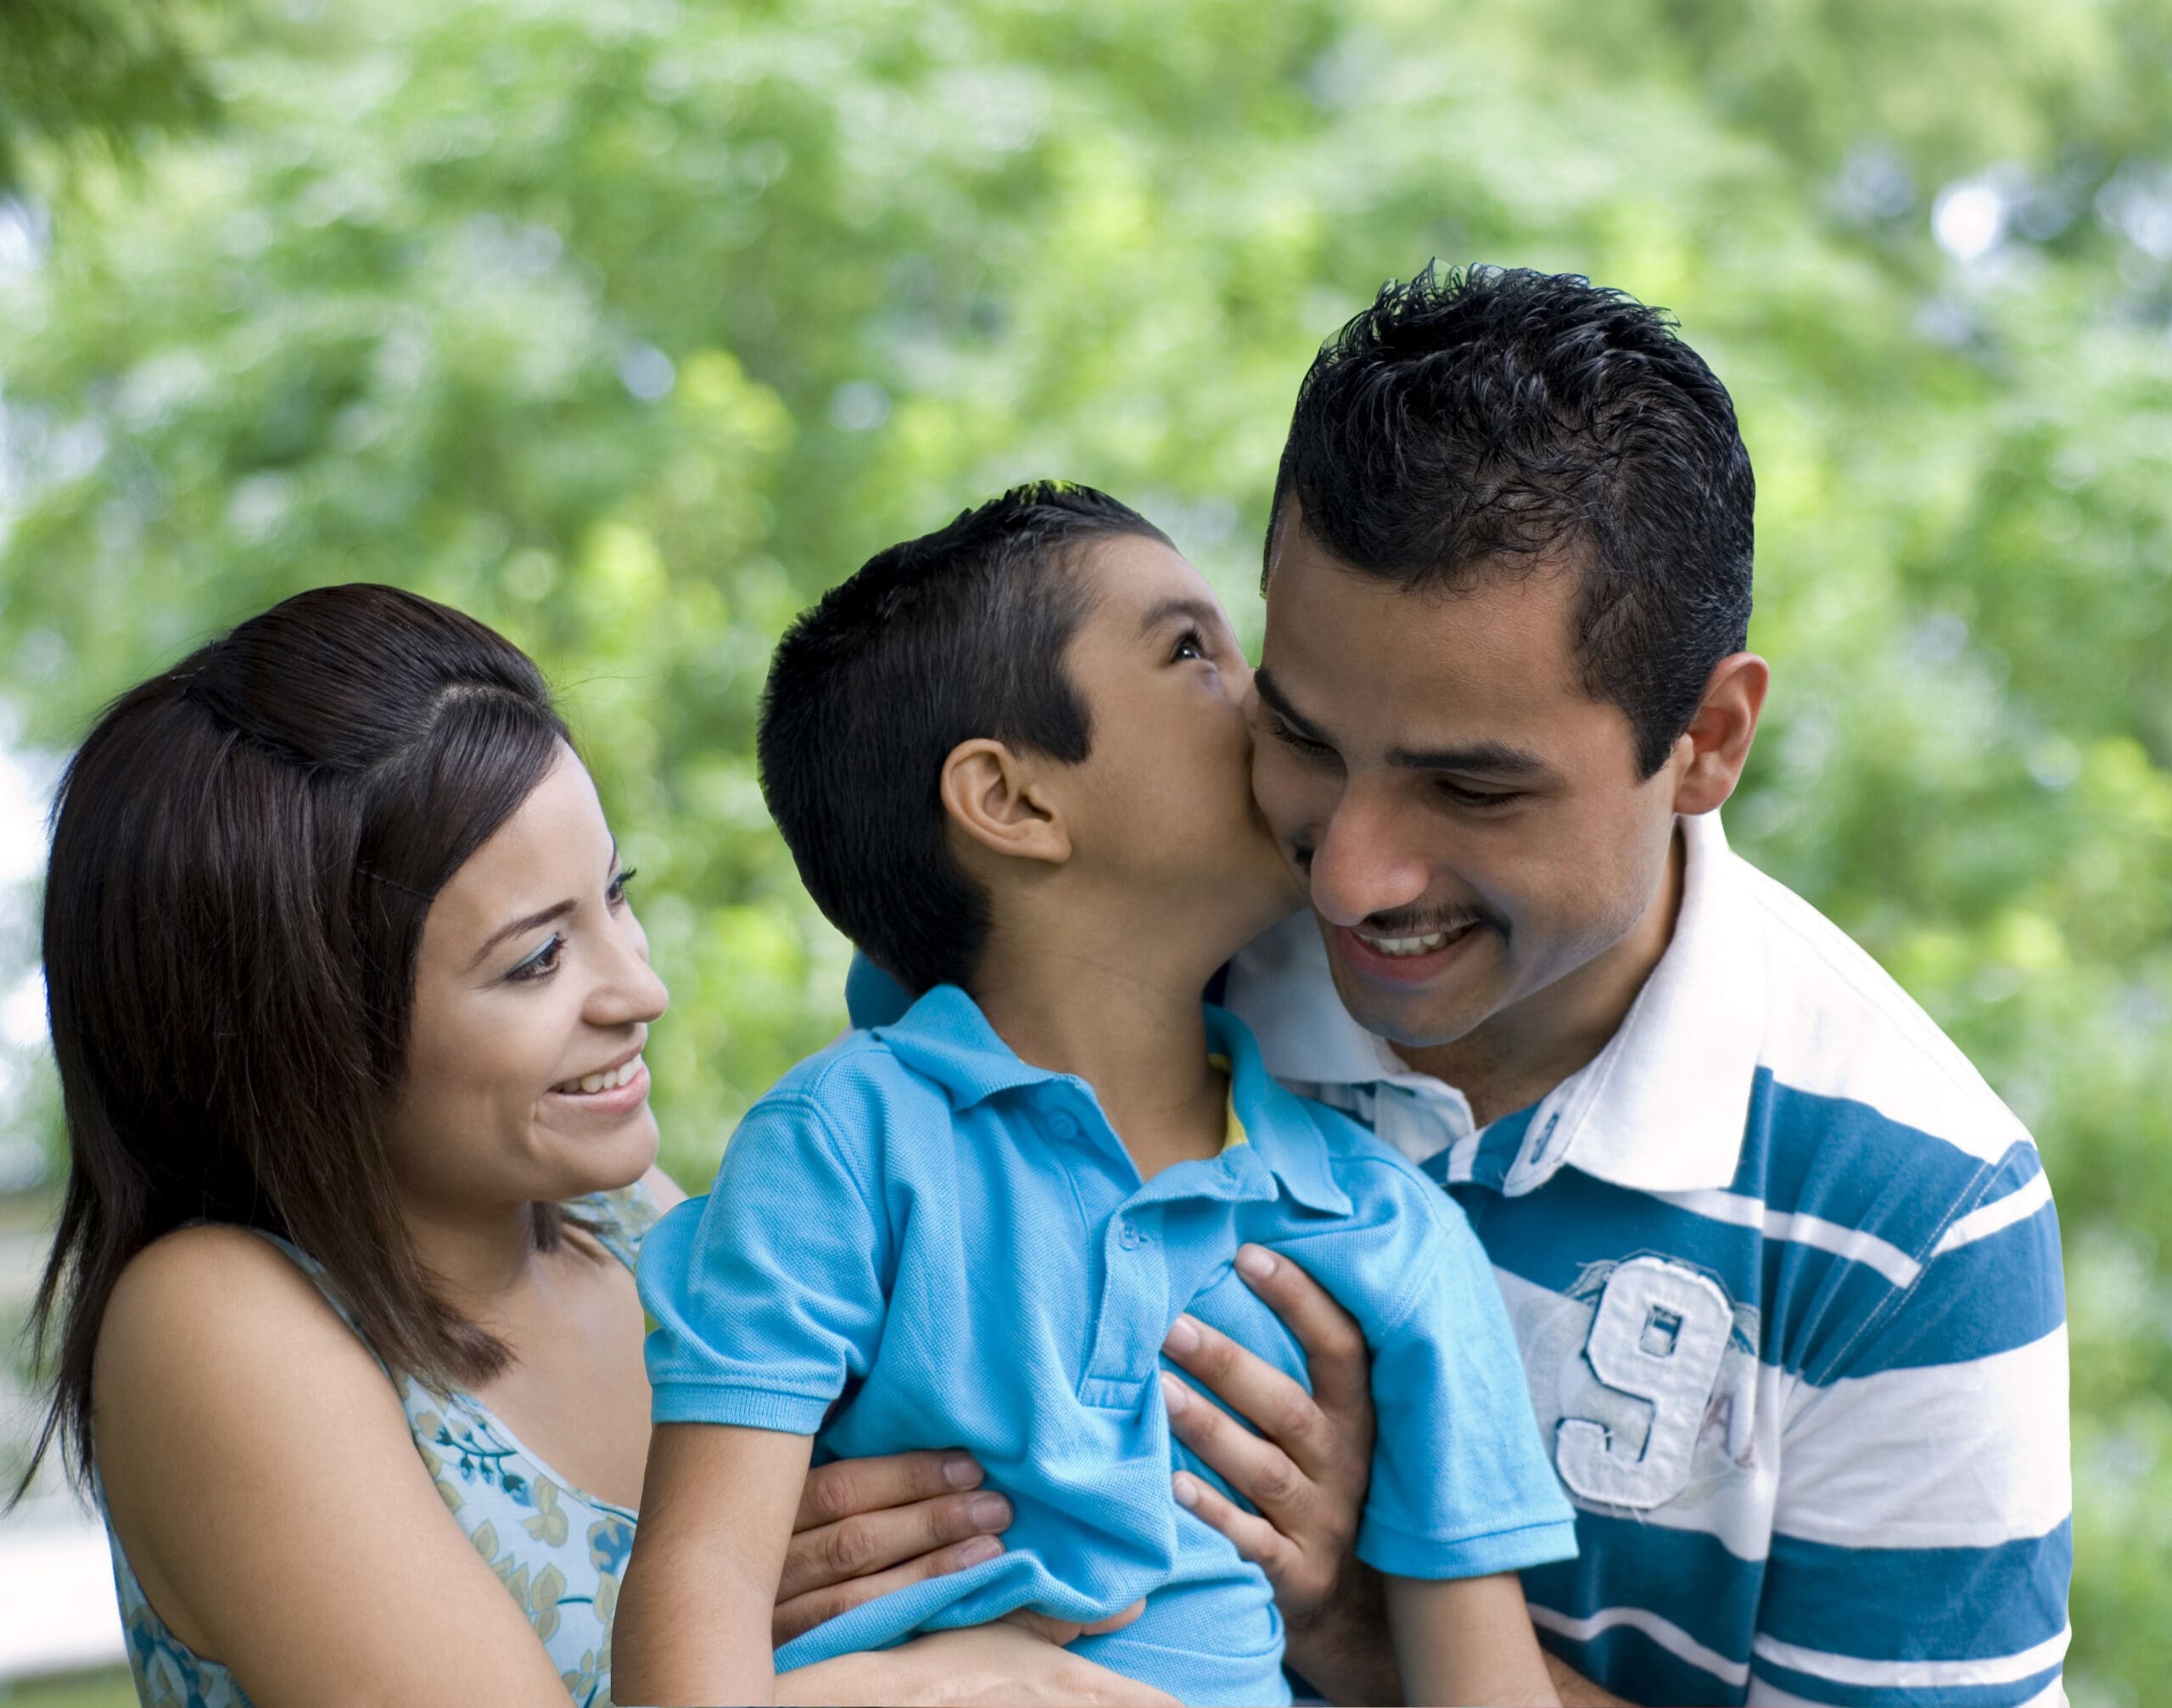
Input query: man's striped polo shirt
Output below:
<box><xmin>1222</xmin><ymin>807</ymin><xmax>2071</xmax><ymax>1707</ymax></box>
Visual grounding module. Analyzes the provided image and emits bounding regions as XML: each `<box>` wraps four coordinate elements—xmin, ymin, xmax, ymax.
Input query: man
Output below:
<box><xmin>1161</xmin><ymin>264</ymin><xmax>2071</xmax><ymax>1706</ymax></box>
<box><xmin>803</xmin><ymin>265</ymin><xmax>2071</xmax><ymax>1707</ymax></box>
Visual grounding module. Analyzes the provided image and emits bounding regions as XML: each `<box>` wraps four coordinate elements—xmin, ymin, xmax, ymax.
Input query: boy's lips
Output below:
<box><xmin>1332</xmin><ymin>920</ymin><xmax>1485</xmax><ymax>987</ymax></box>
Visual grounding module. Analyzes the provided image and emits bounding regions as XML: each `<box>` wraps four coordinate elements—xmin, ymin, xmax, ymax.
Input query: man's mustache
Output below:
<box><xmin>1287</xmin><ymin>842</ymin><xmax>1509</xmax><ymax>938</ymax></box>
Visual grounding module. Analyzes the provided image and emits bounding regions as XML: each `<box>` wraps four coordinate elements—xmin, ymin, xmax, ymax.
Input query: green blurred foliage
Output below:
<box><xmin>0</xmin><ymin>0</ymin><xmax>2167</xmax><ymax>1697</ymax></box>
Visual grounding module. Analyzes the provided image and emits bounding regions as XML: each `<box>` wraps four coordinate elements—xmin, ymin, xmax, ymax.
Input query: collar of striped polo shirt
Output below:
<box><xmin>1221</xmin><ymin>808</ymin><xmax>1767</xmax><ymax>1201</ymax></box>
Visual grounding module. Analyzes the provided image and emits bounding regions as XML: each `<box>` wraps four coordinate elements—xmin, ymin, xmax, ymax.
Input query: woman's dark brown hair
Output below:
<box><xmin>16</xmin><ymin>582</ymin><xmax>574</xmax><ymax>1497</ymax></box>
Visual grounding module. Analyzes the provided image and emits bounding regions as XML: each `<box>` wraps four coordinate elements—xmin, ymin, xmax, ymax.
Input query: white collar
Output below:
<box><xmin>1221</xmin><ymin>810</ymin><xmax>1767</xmax><ymax>1196</ymax></box>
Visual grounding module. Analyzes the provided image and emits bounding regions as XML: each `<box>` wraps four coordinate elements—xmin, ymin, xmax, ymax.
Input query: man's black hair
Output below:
<box><xmin>759</xmin><ymin>481</ymin><xmax>1172</xmax><ymax>994</ymax></box>
<box><xmin>1268</xmin><ymin>263</ymin><xmax>1755</xmax><ymax>776</ymax></box>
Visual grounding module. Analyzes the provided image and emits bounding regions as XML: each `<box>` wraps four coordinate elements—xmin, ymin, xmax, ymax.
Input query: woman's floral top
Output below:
<box><xmin>95</xmin><ymin>1182</ymin><xmax>663</xmax><ymax>1708</ymax></box>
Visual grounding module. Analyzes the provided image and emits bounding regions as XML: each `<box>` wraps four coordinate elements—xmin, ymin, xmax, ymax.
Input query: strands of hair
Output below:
<box><xmin>17</xmin><ymin>584</ymin><xmax>574</xmax><ymax>1502</ymax></box>
<box><xmin>1271</xmin><ymin>263</ymin><xmax>1755</xmax><ymax>776</ymax></box>
<box><xmin>758</xmin><ymin>481</ymin><xmax>1171</xmax><ymax>994</ymax></box>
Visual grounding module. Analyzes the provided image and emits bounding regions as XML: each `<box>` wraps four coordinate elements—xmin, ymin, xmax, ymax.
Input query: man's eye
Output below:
<box><xmin>1439</xmin><ymin>782</ymin><xmax>1520</xmax><ymax>809</ymax></box>
<box><xmin>607</xmin><ymin>866</ymin><xmax>639</xmax><ymax>905</ymax></box>
<box><xmin>1269</xmin><ymin>716</ymin><xmax>1335</xmax><ymax>759</ymax></box>
<box><xmin>507</xmin><ymin>933</ymin><xmax>565</xmax><ymax>982</ymax></box>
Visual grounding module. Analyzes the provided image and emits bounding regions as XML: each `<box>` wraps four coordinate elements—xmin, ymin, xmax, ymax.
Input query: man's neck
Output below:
<box><xmin>1397</xmin><ymin>826</ymin><xmax>1686</xmax><ymax>1129</ymax></box>
<box><xmin>971</xmin><ymin>927</ymin><xmax>1227</xmax><ymax>1181</ymax></box>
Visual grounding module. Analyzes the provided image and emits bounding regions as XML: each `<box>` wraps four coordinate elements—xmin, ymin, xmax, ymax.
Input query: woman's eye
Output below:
<box><xmin>607</xmin><ymin>866</ymin><xmax>639</xmax><ymax>906</ymax></box>
<box><xmin>507</xmin><ymin>933</ymin><xmax>565</xmax><ymax>982</ymax></box>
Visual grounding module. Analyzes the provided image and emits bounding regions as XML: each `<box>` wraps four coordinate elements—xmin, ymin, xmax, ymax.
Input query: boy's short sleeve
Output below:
<box><xmin>637</xmin><ymin>1091</ymin><xmax>891</xmax><ymax>1434</ymax></box>
<box><xmin>1358</xmin><ymin>1195</ymin><xmax>1580</xmax><ymax>1580</ymax></box>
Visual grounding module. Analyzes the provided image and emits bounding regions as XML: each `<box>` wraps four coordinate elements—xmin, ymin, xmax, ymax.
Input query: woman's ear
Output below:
<box><xmin>940</xmin><ymin>738</ymin><xmax>1072</xmax><ymax>866</ymax></box>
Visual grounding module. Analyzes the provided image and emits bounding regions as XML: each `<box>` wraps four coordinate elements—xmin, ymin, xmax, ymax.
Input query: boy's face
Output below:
<box><xmin>1055</xmin><ymin>533</ymin><xmax>1300</xmax><ymax>955</ymax></box>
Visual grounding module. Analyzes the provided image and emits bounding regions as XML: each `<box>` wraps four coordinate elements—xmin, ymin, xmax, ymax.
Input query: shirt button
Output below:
<box><xmin>1047</xmin><ymin>1112</ymin><xmax>1078</xmax><ymax>1140</ymax></box>
<box><xmin>1118</xmin><ymin>1217</ymin><xmax>1140</xmax><ymax>1248</ymax></box>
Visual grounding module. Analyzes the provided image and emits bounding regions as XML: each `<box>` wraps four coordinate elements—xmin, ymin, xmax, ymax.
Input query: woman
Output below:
<box><xmin>18</xmin><ymin>583</ymin><xmax>1173</xmax><ymax>1706</ymax></box>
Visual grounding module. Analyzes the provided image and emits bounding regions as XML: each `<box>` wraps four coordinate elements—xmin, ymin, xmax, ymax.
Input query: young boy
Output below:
<box><xmin>615</xmin><ymin>484</ymin><xmax>1576</xmax><ymax>1706</ymax></box>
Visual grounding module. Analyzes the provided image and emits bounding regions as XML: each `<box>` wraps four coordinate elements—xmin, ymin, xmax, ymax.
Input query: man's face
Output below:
<box><xmin>1251</xmin><ymin>518</ymin><xmax>1683</xmax><ymax>1053</ymax></box>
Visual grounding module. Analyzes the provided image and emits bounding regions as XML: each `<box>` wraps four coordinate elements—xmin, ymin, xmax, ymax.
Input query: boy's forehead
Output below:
<box><xmin>1073</xmin><ymin>531</ymin><xmax>1226</xmax><ymax>621</ymax></box>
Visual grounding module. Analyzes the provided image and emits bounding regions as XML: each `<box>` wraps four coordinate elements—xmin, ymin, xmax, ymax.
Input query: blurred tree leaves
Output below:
<box><xmin>0</xmin><ymin>0</ymin><xmax>2168</xmax><ymax>1698</ymax></box>
<box><xmin>0</xmin><ymin>0</ymin><xmax>229</xmax><ymax>193</ymax></box>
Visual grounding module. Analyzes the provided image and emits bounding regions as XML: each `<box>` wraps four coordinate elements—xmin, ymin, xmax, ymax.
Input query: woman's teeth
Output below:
<box><xmin>556</xmin><ymin>1055</ymin><xmax>641</xmax><ymax>1095</ymax></box>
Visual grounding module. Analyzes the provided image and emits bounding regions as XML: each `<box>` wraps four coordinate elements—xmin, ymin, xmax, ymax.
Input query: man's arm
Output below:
<box><xmin>1543</xmin><ymin>1652</ymin><xmax>1632</xmax><ymax>1707</ymax></box>
<box><xmin>614</xmin><ymin>1421</ymin><xmax>814</xmax><ymax>1705</ymax></box>
<box><xmin>1157</xmin><ymin>1243</ymin><xmax>1402</xmax><ymax>1705</ymax></box>
<box><xmin>1751</xmin><ymin>1151</ymin><xmax>2070</xmax><ymax>1705</ymax></box>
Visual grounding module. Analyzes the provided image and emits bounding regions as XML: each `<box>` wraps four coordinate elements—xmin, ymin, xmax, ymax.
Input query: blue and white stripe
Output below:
<box><xmin>1223</xmin><ymin>809</ymin><xmax>2070</xmax><ymax>1707</ymax></box>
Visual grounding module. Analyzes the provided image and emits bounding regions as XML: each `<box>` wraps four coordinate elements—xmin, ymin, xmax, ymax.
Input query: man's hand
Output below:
<box><xmin>1158</xmin><ymin>1243</ymin><xmax>1400</xmax><ymax>1705</ymax></box>
<box><xmin>775</xmin><ymin>1448</ymin><xmax>1013</xmax><ymax>1646</ymax></box>
<box><xmin>779</xmin><ymin>1619</ymin><xmax>1182</xmax><ymax>1707</ymax></box>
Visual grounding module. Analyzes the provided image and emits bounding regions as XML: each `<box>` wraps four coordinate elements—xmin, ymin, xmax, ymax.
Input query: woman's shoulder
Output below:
<box><xmin>98</xmin><ymin>1222</ymin><xmax>368</xmax><ymax>1376</ymax></box>
<box><xmin>95</xmin><ymin>1222</ymin><xmax>406</xmax><ymax>1481</ymax></box>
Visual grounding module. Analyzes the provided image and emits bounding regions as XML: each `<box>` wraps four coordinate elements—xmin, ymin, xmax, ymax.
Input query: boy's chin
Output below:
<box><xmin>1207</xmin><ymin>871</ymin><xmax>1311</xmax><ymax>966</ymax></box>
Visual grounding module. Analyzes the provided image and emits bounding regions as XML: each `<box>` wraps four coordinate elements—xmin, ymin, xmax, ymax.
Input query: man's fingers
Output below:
<box><xmin>1229</xmin><ymin>1245</ymin><xmax>1374</xmax><ymax>1420</ymax></box>
<box><xmin>773</xmin><ymin>1532</ymin><xmax>1005</xmax><ymax>1647</ymax></box>
<box><xmin>1169</xmin><ymin>1469</ymin><xmax>1299</xmax><ymax>1585</ymax></box>
<box><xmin>778</xmin><ymin>1486</ymin><xmax>1014</xmax><ymax>1603</ymax></box>
<box><xmin>1080</xmin><ymin>1599</ymin><xmax>1147</xmax><ymax>1637</ymax></box>
<box><xmin>1158</xmin><ymin>1372</ymin><xmax>1318</xmax><ymax>1532</ymax></box>
<box><xmin>1161</xmin><ymin>1309</ymin><xmax>1335</xmax><ymax>1476</ymax></box>
<box><xmin>794</xmin><ymin>1448</ymin><xmax>983</xmax><ymax>1531</ymax></box>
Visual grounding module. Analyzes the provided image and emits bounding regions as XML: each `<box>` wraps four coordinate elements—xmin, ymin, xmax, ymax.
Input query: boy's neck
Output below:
<box><xmin>970</xmin><ymin>934</ymin><xmax>1229</xmax><ymax>1183</ymax></box>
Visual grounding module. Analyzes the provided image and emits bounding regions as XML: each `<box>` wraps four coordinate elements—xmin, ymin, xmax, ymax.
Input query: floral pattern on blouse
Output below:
<box><xmin>98</xmin><ymin>1182</ymin><xmax>663</xmax><ymax>1708</ymax></box>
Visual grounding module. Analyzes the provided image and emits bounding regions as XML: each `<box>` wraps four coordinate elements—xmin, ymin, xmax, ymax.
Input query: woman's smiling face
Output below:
<box><xmin>392</xmin><ymin>743</ymin><xmax>669</xmax><ymax>1216</ymax></box>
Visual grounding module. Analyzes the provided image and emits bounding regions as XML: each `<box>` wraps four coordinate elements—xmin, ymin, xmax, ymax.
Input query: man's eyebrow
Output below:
<box><xmin>1257</xmin><ymin>670</ymin><xmax>1553</xmax><ymax>778</ymax></box>
<box><xmin>466</xmin><ymin>838</ymin><xmax>619</xmax><ymax>971</ymax></box>
<box><xmin>1385</xmin><ymin>738</ymin><xmax>1554</xmax><ymax>779</ymax></box>
<box><xmin>1252</xmin><ymin>669</ymin><xmax>1333</xmax><ymax>744</ymax></box>
<box><xmin>1137</xmin><ymin>596</ymin><xmax>1228</xmax><ymax>639</ymax></box>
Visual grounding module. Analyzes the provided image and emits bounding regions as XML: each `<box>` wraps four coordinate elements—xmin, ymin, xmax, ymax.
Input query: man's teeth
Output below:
<box><xmin>1360</xmin><ymin>928</ymin><xmax>1462</xmax><ymax>957</ymax></box>
<box><xmin>558</xmin><ymin>1055</ymin><xmax>641</xmax><ymax>1095</ymax></box>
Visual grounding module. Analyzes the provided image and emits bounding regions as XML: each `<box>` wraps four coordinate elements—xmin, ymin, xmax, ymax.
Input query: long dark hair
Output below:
<box><xmin>17</xmin><ymin>583</ymin><xmax>574</xmax><ymax>1497</ymax></box>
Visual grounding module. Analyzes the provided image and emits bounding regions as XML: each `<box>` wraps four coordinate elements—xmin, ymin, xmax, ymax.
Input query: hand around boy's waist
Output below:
<box><xmin>798</xmin><ymin>1241</ymin><xmax>1394</xmax><ymax>1705</ymax></box>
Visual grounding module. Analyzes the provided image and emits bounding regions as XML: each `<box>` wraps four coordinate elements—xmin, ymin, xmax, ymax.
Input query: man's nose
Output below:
<box><xmin>1307</xmin><ymin>786</ymin><xmax>1433</xmax><ymax>927</ymax></box>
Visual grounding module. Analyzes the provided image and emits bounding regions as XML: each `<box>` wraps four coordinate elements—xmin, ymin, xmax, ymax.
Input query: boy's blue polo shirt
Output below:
<box><xmin>640</xmin><ymin>985</ymin><xmax>1576</xmax><ymax>1707</ymax></box>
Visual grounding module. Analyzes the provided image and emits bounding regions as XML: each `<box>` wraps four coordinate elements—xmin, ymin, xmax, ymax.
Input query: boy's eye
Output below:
<box><xmin>507</xmin><ymin>933</ymin><xmax>565</xmax><ymax>982</ymax></box>
<box><xmin>1171</xmin><ymin>628</ymin><xmax>1209</xmax><ymax>664</ymax></box>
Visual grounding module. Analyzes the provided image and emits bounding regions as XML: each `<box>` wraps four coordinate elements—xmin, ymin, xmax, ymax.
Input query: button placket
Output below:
<box><xmin>1078</xmin><ymin>1201</ymin><xmax>1168</xmax><ymax>1409</ymax></box>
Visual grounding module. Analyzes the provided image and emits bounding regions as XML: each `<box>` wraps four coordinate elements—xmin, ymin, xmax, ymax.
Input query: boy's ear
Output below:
<box><xmin>940</xmin><ymin>738</ymin><xmax>1072</xmax><ymax>866</ymax></box>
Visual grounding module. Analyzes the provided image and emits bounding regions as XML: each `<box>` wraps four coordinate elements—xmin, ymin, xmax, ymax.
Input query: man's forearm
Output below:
<box><xmin>1543</xmin><ymin>1649</ymin><xmax>1632</xmax><ymax>1707</ymax></box>
<box><xmin>1279</xmin><ymin>1564</ymin><xmax>1403</xmax><ymax>1706</ymax></box>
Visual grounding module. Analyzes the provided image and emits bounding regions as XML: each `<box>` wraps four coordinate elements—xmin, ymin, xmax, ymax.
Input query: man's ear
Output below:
<box><xmin>940</xmin><ymin>738</ymin><xmax>1072</xmax><ymax>867</ymax></box>
<box><xmin>1671</xmin><ymin>652</ymin><xmax>1769</xmax><ymax>816</ymax></box>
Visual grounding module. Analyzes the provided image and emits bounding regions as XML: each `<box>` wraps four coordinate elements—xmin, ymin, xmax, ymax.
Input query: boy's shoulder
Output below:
<box><xmin>736</xmin><ymin>1025</ymin><xmax>965</xmax><ymax>1168</ymax></box>
<box><xmin>1258</xmin><ymin>1078</ymin><xmax>1476</xmax><ymax>1251</ymax></box>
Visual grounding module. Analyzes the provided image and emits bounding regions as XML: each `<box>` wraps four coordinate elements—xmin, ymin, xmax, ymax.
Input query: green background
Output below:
<box><xmin>1</xmin><ymin>1</ymin><xmax>2167</xmax><ymax>1701</ymax></box>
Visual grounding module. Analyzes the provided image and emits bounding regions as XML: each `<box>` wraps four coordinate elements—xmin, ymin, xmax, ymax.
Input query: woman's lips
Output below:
<box><xmin>544</xmin><ymin>1059</ymin><xmax>651</xmax><ymax>1115</ymax></box>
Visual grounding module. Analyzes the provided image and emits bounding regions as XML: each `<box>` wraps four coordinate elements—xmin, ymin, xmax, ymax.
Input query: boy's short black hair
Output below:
<box><xmin>1269</xmin><ymin>263</ymin><xmax>1755</xmax><ymax>776</ymax></box>
<box><xmin>759</xmin><ymin>482</ymin><xmax>1172</xmax><ymax>994</ymax></box>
